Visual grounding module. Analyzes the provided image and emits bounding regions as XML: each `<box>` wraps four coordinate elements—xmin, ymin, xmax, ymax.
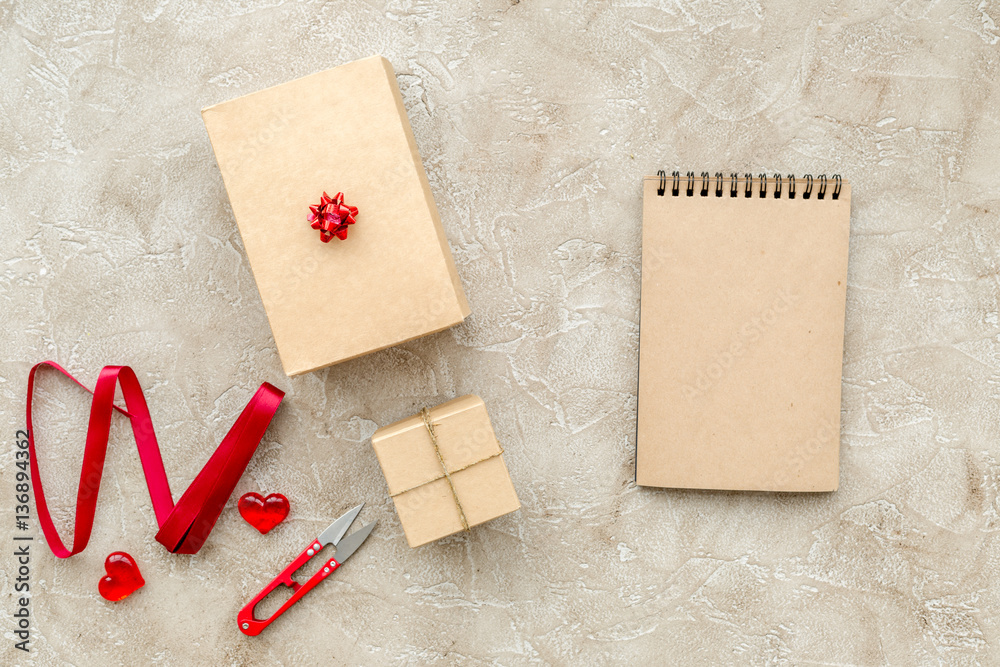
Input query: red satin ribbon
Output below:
<box><xmin>26</xmin><ymin>361</ymin><xmax>285</xmax><ymax>558</ymax></box>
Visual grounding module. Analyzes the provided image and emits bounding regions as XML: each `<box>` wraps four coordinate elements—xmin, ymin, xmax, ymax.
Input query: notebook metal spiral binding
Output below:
<box><xmin>655</xmin><ymin>170</ymin><xmax>841</xmax><ymax>200</ymax></box>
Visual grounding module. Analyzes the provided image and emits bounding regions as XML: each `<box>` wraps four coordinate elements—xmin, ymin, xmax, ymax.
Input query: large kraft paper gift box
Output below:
<box><xmin>202</xmin><ymin>56</ymin><xmax>470</xmax><ymax>376</ymax></box>
<box><xmin>372</xmin><ymin>396</ymin><xmax>520</xmax><ymax>548</ymax></box>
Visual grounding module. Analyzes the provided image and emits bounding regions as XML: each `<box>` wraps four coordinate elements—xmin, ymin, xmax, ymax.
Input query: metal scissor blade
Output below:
<box><xmin>317</xmin><ymin>503</ymin><xmax>364</xmax><ymax>547</ymax></box>
<box><xmin>333</xmin><ymin>521</ymin><xmax>376</xmax><ymax>564</ymax></box>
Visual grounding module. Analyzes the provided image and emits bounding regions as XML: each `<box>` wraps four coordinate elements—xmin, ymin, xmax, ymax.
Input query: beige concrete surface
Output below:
<box><xmin>2</xmin><ymin>1</ymin><xmax>999</xmax><ymax>664</ymax></box>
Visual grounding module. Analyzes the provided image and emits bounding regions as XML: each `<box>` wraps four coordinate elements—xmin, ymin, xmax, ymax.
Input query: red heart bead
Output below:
<box><xmin>238</xmin><ymin>492</ymin><xmax>289</xmax><ymax>534</ymax></box>
<box><xmin>98</xmin><ymin>551</ymin><xmax>145</xmax><ymax>602</ymax></box>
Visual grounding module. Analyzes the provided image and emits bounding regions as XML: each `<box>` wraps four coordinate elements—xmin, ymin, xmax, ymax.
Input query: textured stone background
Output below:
<box><xmin>2</xmin><ymin>0</ymin><xmax>1000</xmax><ymax>664</ymax></box>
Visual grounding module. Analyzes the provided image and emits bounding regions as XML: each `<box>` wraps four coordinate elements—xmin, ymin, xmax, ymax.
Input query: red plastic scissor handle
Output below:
<box><xmin>237</xmin><ymin>538</ymin><xmax>341</xmax><ymax>636</ymax></box>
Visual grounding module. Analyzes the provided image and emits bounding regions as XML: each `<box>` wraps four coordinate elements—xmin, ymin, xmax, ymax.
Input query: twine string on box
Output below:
<box><xmin>387</xmin><ymin>407</ymin><xmax>505</xmax><ymax>532</ymax></box>
<box><xmin>421</xmin><ymin>408</ymin><xmax>469</xmax><ymax>531</ymax></box>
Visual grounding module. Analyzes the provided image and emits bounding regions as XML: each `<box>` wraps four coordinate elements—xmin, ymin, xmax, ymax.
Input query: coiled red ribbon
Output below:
<box><xmin>26</xmin><ymin>361</ymin><xmax>285</xmax><ymax>558</ymax></box>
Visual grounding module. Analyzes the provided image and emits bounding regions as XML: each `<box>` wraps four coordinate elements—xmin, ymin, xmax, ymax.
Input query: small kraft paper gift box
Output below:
<box><xmin>202</xmin><ymin>56</ymin><xmax>470</xmax><ymax>376</ymax></box>
<box><xmin>372</xmin><ymin>396</ymin><xmax>520</xmax><ymax>548</ymax></box>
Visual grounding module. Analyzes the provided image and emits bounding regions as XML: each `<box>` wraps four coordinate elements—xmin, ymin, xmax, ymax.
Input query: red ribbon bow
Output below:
<box><xmin>308</xmin><ymin>191</ymin><xmax>358</xmax><ymax>242</ymax></box>
<box><xmin>26</xmin><ymin>362</ymin><xmax>284</xmax><ymax>558</ymax></box>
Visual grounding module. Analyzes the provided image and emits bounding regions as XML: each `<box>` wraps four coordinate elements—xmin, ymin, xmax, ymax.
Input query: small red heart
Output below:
<box><xmin>238</xmin><ymin>492</ymin><xmax>289</xmax><ymax>534</ymax></box>
<box><xmin>98</xmin><ymin>551</ymin><xmax>145</xmax><ymax>602</ymax></box>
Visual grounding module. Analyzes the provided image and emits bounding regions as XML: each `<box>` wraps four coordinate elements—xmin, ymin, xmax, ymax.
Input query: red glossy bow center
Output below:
<box><xmin>308</xmin><ymin>191</ymin><xmax>358</xmax><ymax>242</ymax></box>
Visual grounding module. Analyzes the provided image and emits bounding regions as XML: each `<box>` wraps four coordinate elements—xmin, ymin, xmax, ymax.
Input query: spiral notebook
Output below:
<box><xmin>636</xmin><ymin>172</ymin><xmax>851</xmax><ymax>492</ymax></box>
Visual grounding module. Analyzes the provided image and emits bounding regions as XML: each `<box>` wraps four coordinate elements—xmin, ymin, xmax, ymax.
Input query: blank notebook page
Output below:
<box><xmin>636</xmin><ymin>174</ymin><xmax>851</xmax><ymax>492</ymax></box>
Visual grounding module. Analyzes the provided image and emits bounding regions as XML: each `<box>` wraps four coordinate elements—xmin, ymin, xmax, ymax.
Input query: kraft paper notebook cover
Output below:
<box><xmin>202</xmin><ymin>55</ymin><xmax>470</xmax><ymax>376</ymax></box>
<box><xmin>637</xmin><ymin>172</ymin><xmax>851</xmax><ymax>492</ymax></box>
